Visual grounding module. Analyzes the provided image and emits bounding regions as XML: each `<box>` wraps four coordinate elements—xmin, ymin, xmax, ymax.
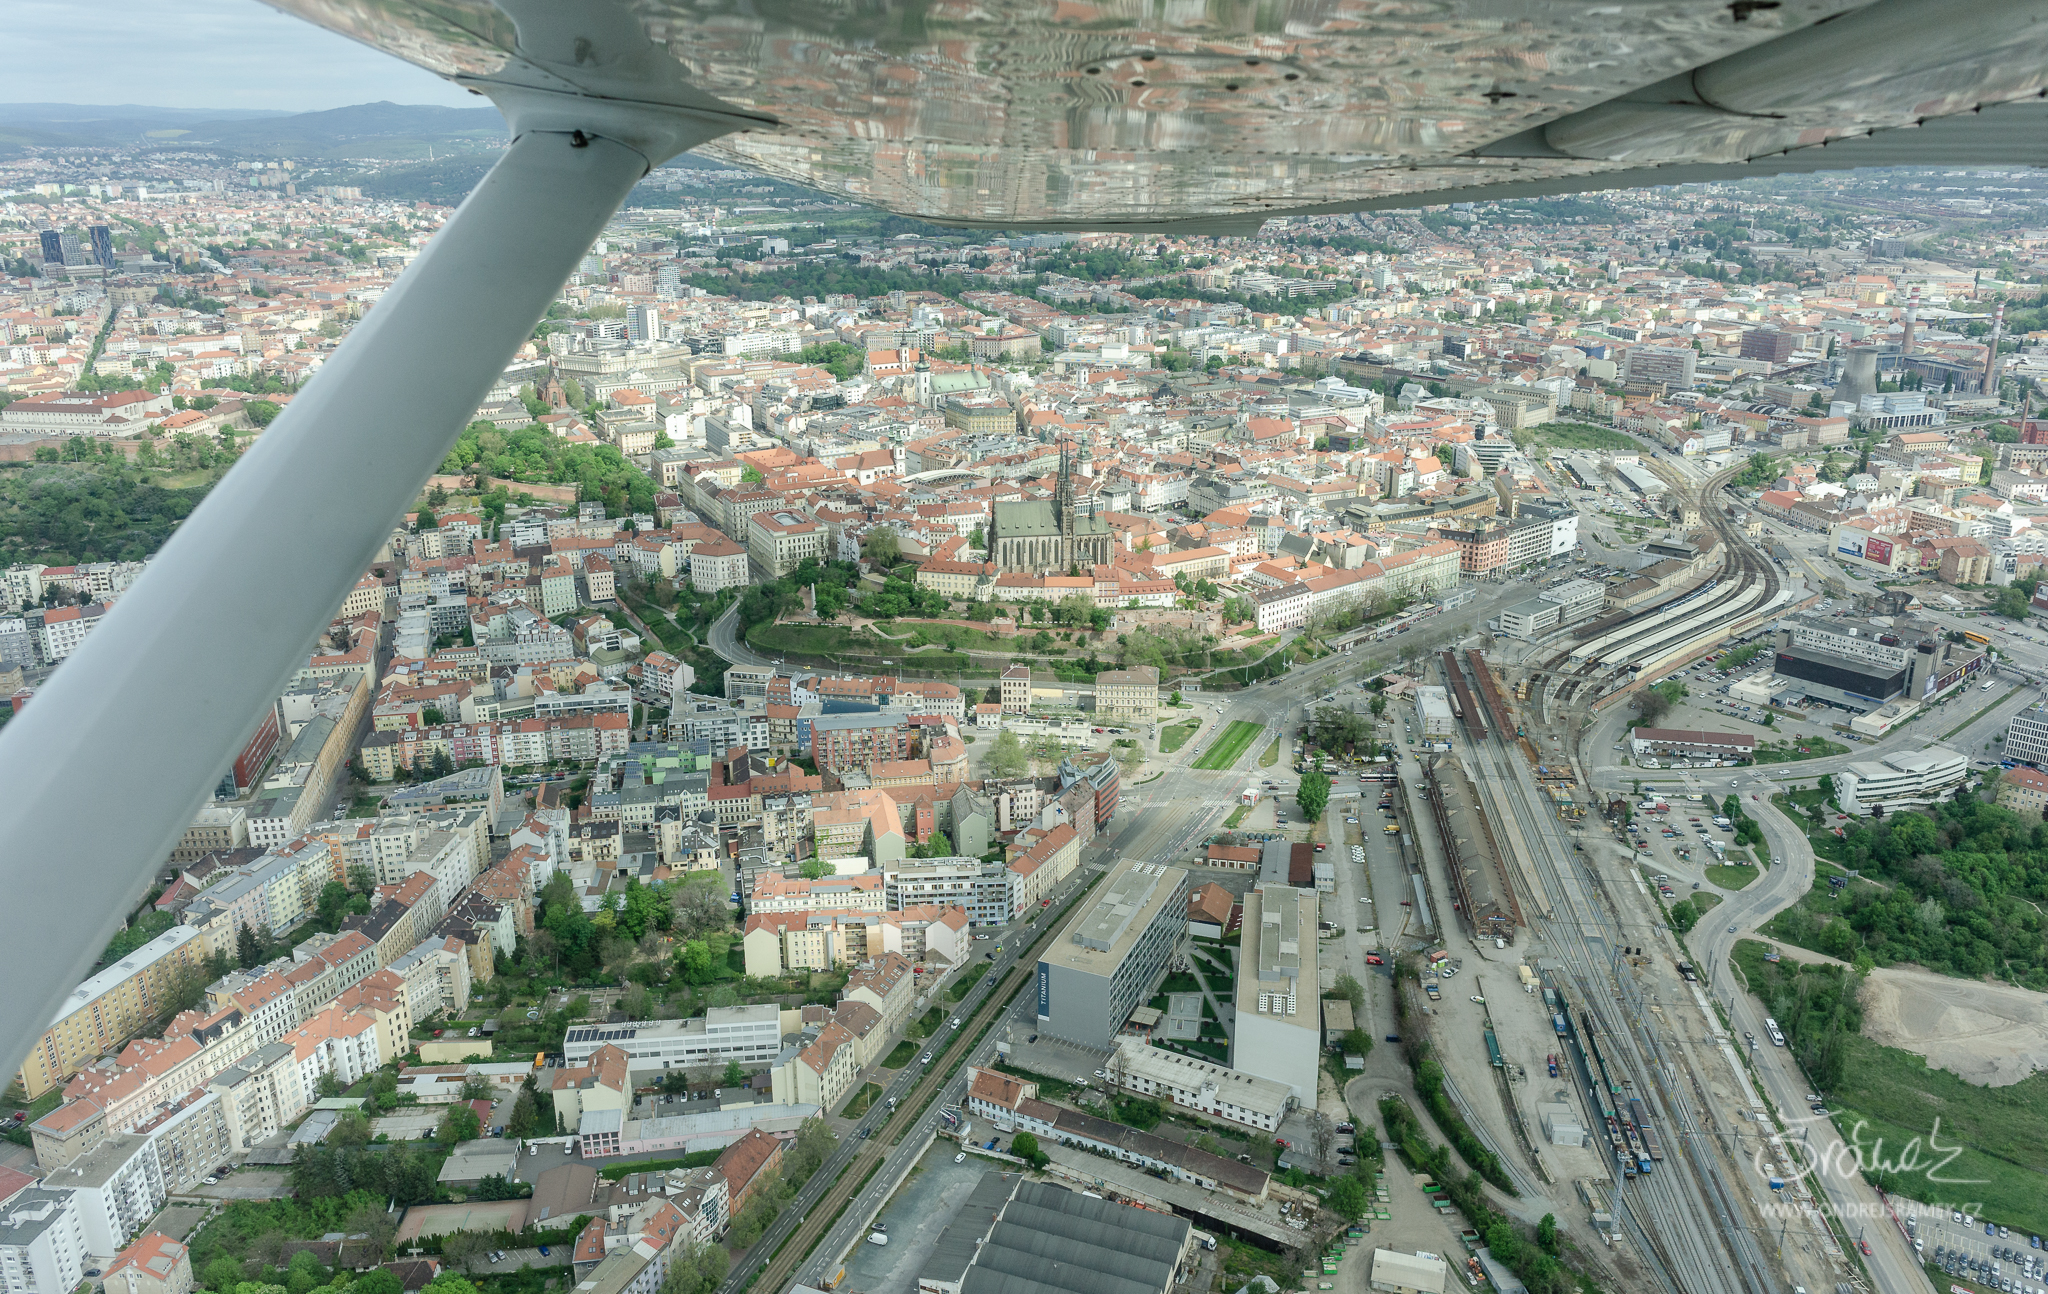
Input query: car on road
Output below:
<box><xmin>921</xmin><ymin>1053</ymin><xmax>933</xmax><ymax>1065</ymax></box>
<box><xmin>1727</xmin><ymin>925</ymin><xmax>1736</xmax><ymax>933</ymax></box>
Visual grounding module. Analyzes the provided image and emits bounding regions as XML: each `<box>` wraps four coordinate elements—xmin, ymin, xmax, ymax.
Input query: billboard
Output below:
<box><xmin>1864</xmin><ymin>536</ymin><xmax>1894</xmax><ymax>566</ymax></box>
<box><xmin>1837</xmin><ymin>540</ymin><xmax>1863</xmax><ymax>557</ymax></box>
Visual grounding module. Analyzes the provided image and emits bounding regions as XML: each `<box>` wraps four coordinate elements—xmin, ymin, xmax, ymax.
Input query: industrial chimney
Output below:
<box><xmin>1983</xmin><ymin>302</ymin><xmax>2006</xmax><ymax>396</ymax></box>
<box><xmin>1900</xmin><ymin>286</ymin><xmax>1919</xmax><ymax>358</ymax></box>
<box><xmin>1834</xmin><ymin>347</ymin><xmax>1880</xmax><ymax>408</ymax></box>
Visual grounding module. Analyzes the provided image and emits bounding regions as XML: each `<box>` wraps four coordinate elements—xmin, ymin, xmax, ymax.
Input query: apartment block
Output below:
<box><xmin>15</xmin><ymin>928</ymin><xmax>206</xmax><ymax>1099</ymax></box>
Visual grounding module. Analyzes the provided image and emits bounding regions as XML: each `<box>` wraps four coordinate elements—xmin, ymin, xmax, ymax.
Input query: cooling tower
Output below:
<box><xmin>1835</xmin><ymin>347</ymin><xmax>1880</xmax><ymax>407</ymax></box>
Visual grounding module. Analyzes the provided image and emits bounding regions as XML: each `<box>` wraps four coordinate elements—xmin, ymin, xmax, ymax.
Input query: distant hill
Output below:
<box><xmin>0</xmin><ymin>103</ymin><xmax>288</xmax><ymax>125</ymax></box>
<box><xmin>0</xmin><ymin>101</ymin><xmax>504</xmax><ymax>158</ymax></box>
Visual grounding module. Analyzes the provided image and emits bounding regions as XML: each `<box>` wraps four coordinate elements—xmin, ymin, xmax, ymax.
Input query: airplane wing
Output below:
<box><xmin>269</xmin><ymin>0</ymin><xmax>2048</xmax><ymax>230</ymax></box>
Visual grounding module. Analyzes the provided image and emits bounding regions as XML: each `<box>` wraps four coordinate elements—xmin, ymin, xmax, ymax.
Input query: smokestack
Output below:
<box><xmin>1835</xmin><ymin>347</ymin><xmax>1880</xmax><ymax>408</ymax></box>
<box><xmin>1984</xmin><ymin>302</ymin><xmax>2006</xmax><ymax>396</ymax></box>
<box><xmin>1900</xmin><ymin>286</ymin><xmax>1918</xmax><ymax>358</ymax></box>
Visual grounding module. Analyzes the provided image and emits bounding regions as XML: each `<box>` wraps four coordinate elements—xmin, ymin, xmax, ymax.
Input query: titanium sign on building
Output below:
<box><xmin>1035</xmin><ymin>858</ymin><xmax>1189</xmax><ymax>1049</ymax></box>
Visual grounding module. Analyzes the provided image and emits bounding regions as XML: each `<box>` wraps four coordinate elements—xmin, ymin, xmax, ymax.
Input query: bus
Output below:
<box><xmin>533</xmin><ymin>1052</ymin><xmax>546</xmax><ymax>1070</ymax></box>
<box><xmin>1964</xmin><ymin>630</ymin><xmax>1992</xmax><ymax>646</ymax></box>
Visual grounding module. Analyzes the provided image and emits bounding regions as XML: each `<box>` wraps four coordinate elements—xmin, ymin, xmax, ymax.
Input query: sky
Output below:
<box><xmin>10</xmin><ymin>0</ymin><xmax>476</xmax><ymax>112</ymax></box>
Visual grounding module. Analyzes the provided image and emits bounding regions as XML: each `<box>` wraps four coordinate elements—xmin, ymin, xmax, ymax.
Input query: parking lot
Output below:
<box><xmin>835</xmin><ymin>1143</ymin><xmax>997</xmax><ymax>1294</ymax></box>
<box><xmin>1897</xmin><ymin>1197</ymin><xmax>2048</xmax><ymax>1292</ymax></box>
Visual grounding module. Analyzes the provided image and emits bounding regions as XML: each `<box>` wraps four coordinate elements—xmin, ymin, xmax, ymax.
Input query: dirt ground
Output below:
<box><xmin>1859</xmin><ymin>966</ymin><xmax>2048</xmax><ymax>1087</ymax></box>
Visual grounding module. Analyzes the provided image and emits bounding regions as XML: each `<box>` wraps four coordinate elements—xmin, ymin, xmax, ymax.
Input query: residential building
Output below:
<box><xmin>739</xmin><ymin>905</ymin><xmax>967</xmax><ymax>976</ymax></box>
<box><xmin>1995</xmin><ymin>766</ymin><xmax>2048</xmax><ymax>816</ymax></box>
<box><xmin>1093</xmin><ymin>666</ymin><xmax>1159</xmax><ymax>726</ymax></box>
<box><xmin>712</xmin><ymin>1129</ymin><xmax>783</xmax><ymax>1219</ymax></box>
<box><xmin>747</xmin><ymin>510</ymin><xmax>828</xmax><ymax>578</ymax></box>
<box><xmin>1035</xmin><ymin>858</ymin><xmax>1189</xmax><ymax>1048</ymax></box>
<box><xmin>54</xmin><ymin>1133</ymin><xmax>167</xmax><ymax>1255</ymax></box>
<box><xmin>15</xmin><ymin>928</ymin><xmax>206</xmax><ymax>1099</ymax></box>
<box><xmin>102</xmin><ymin>1234</ymin><xmax>192</xmax><ymax>1294</ymax></box>
<box><xmin>0</xmin><ymin>1189</ymin><xmax>88</xmax><ymax>1294</ymax></box>
<box><xmin>768</xmin><ymin>1019</ymin><xmax>858</xmax><ymax>1111</ymax></box>
<box><xmin>688</xmin><ymin>539</ymin><xmax>750</xmax><ymax>593</ymax></box>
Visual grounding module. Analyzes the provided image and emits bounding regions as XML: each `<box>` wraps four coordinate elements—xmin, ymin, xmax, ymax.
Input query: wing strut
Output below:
<box><xmin>0</xmin><ymin>122</ymin><xmax>723</xmax><ymax>1087</ymax></box>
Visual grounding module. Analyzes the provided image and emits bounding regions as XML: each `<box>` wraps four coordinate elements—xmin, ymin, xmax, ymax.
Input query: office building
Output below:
<box><xmin>1738</xmin><ymin>329</ymin><xmax>1798</xmax><ymax>364</ymax></box>
<box><xmin>1231</xmin><ymin>887</ymin><xmax>1320</xmax><ymax>1103</ymax></box>
<box><xmin>562</xmin><ymin>1004</ymin><xmax>795</xmax><ymax>1072</ymax></box>
<box><xmin>2003</xmin><ymin>708</ymin><xmax>2048</xmax><ymax>767</ymax></box>
<box><xmin>1836</xmin><ymin>748</ymin><xmax>1968</xmax><ymax>816</ymax></box>
<box><xmin>1035</xmin><ymin>858</ymin><xmax>1189</xmax><ymax>1048</ymax></box>
<box><xmin>1621</xmin><ymin>345</ymin><xmax>1696</xmax><ymax>390</ymax></box>
<box><xmin>1107</xmin><ymin>1038</ymin><xmax>1292</xmax><ymax>1132</ymax></box>
<box><xmin>1771</xmin><ymin>613</ymin><xmax>1984</xmax><ymax>711</ymax></box>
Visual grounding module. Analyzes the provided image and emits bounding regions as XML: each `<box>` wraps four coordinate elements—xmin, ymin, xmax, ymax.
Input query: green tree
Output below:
<box><xmin>862</xmin><ymin>529</ymin><xmax>901</xmax><ymax>566</ymax></box>
<box><xmin>1537</xmin><ymin>1213</ymin><xmax>1559</xmax><ymax>1255</ymax></box>
<box><xmin>236</xmin><ymin>922</ymin><xmax>262</xmax><ymax>968</ymax></box>
<box><xmin>1297</xmin><ymin>771</ymin><xmax>1331</xmax><ymax>820</ymax></box>
<box><xmin>1327</xmin><ymin>1174</ymin><xmax>1369</xmax><ymax>1219</ymax></box>
<box><xmin>988</xmin><ymin>728</ymin><xmax>1030</xmax><ymax>778</ymax></box>
<box><xmin>437</xmin><ymin>1103</ymin><xmax>481</xmax><ymax>1147</ymax></box>
<box><xmin>1011</xmin><ymin>1130</ymin><xmax>1047</xmax><ymax>1167</ymax></box>
<box><xmin>799</xmin><ymin>856</ymin><xmax>831</xmax><ymax>879</ymax></box>
<box><xmin>722</xmin><ymin>1059</ymin><xmax>747</xmax><ymax>1088</ymax></box>
<box><xmin>659</xmin><ymin>1242</ymin><xmax>729</xmax><ymax>1294</ymax></box>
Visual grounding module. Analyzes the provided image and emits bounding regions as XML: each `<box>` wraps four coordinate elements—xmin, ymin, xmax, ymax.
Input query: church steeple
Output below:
<box><xmin>1055</xmin><ymin>438</ymin><xmax>1076</xmax><ymax>538</ymax></box>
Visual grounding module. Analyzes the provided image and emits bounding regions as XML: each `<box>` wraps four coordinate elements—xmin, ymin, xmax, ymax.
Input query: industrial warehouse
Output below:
<box><xmin>916</xmin><ymin>1174</ymin><xmax>1197</xmax><ymax>1294</ymax></box>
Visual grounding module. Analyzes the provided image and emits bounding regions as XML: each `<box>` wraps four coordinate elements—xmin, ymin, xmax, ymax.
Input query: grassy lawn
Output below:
<box><xmin>1752</xmin><ymin>737</ymin><xmax>1851</xmax><ymax>765</ymax></box>
<box><xmin>882</xmin><ymin>1039</ymin><xmax>917</xmax><ymax>1068</ymax></box>
<box><xmin>747</xmin><ymin>621</ymin><xmax>973</xmax><ymax>671</ymax></box>
<box><xmin>1194</xmin><ymin>721</ymin><xmax>1264</xmax><ymax>770</ymax></box>
<box><xmin>1706</xmin><ymin>864</ymin><xmax>1759</xmax><ymax>890</ymax></box>
<box><xmin>1258</xmin><ymin>739</ymin><xmax>1281</xmax><ymax>768</ymax></box>
<box><xmin>1759</xmin><ymin>870</ymin><xmax>1885</xmax><ymax>957</ymax></box>
<box><xmin>1517</xmin><ymin>420</ymin><xmax>1640</xmax><ymax>453</ymax></box>
<box><xmin>1691</xmin><ymin>891</ymin><xmax>1722</xmax><ymax>913</ymax></box>
<box><xmin>909</xmin><ymin>1006</ymin><xmax>943</xmax><ymax>1039</ymax></box>
<box><xmin>1160</xmin><ymin>721</ymin><xmax>1200</xmax><ymax>754</ymax></box>
<box><xmin>1222</xmin><ymin>805</ymin><xmax>1249</xmax><ymax>829</ymax></box>
<box><xmin>945</xmin><ymin>978</ymin><xmax>974</xmax><ymax>1003</ymax></box>
<box><xmin>598</xmin><ymin>1149</ymin><xmax>719</xmax><ymax>1179</ymax></box>
<box><xmin>845</xmin><ymin>1082</ymin><xmax>884</xmax><ymax>1117</ymax></box>
<box><xmin>1826</xmin><ymin>1038</ymin><xmax>2048</xmax><ymax>1238</ymax></box>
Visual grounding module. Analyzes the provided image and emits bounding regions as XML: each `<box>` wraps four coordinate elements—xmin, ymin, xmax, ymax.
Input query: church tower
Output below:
<box><xmin>1055</xmin><ymin>438</ymin><xmax>1077</xmax><ymax>542</ymax></box>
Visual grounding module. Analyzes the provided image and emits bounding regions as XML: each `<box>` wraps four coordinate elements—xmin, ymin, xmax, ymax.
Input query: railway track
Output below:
<box><xmin>1528</xmin><ymin>459</ymin><xmax>1782</xmax><ymax>721</ymax></box>
<box><xmin>727</xmin><ymin>873</ymin><xmax>1099</xmax><ymax>1294</ymax></box>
